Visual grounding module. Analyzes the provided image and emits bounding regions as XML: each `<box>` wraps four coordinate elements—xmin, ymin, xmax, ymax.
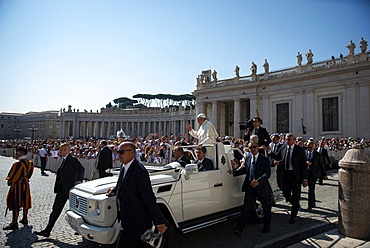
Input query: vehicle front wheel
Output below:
<box><xmin>142</xmin><ymin>225</ymin><xmax>169</xmax><ymax>248</ymax></box>
<box><xmin>248</xmin><ymin>200</ymin><xmax>264</xmax><ymax>224</ymax></box>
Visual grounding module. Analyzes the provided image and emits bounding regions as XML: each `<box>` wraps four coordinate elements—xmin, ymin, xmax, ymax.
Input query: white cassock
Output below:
<box><xmin>189</xmin><ymin>120</ymin><xmax>219</xmax><ymax>160</ymax></box>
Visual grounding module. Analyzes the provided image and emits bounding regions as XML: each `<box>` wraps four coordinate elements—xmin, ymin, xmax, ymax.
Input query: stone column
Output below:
<box><xmin>89</xmin><ymin>120</ymin><xmax>93</xmax><ymax>138</ymax></box>
<box><xmin>249</xmin><ymin>96</ymin><xmax>257</xmax><ymax>119</ymax></box>
<box><xmin>142</xmin><ymin>121</ymin><xmax>146</xmax><ymax>137</ymax></box>
<box><xmin>219</xmin><ymin>103</ymin><xmax>226</xmax><ymax>136</ymax></box>
<box><xmin>73</xmin><ymin>119</ymin><xmax>78</xmax><ymax>138</ymax></box>
<box><xmin>125</xmin><ymin>122</ymin><xmax>129</xmax><ymax>136</ymax></box>
<box><xmin>345</xmin><ymin>85</ymin><xmax>356</xmax><ymax>137</ymax></box>
<box><xmin>137</xmin><ymin>121</ymin><xmax>140</xmax><ymax>136</ymax></box>
<box><xmin>234</xmin><ymin>99</ymin><xmax>241</xmax><ymax>138</ymax></box>
<box><xmin>197</xmin><ymin>100</ymin><xmax>204</xmax><ymax>117</ymax></box>
<box><xmin>103</xmin><ymin>121</ymin><xmax>106</xmax><ymax>138</ymax></box>
<box><xmin>303</xmin><ymin>90</ymin><xmax>314</xmax><ymax>138</ymax></box>
<box><xmin>81</xmin><ymin>121</ymin><xmax>85</xmax><ymax>138</ymax></box>
<box><xmin>211</xmin><ymin>101</ymin><xmax>218</xmax><ymax>127</ymax></box>
<box><xmin>181</xmin><ymin>120</ymin><xmax>185</xmax><ymax>135</ymax></box>
<box><xmin>96</xmin><ymin>121</ymin><xmax>99</xmax><ymax>138</ymax></box>
<box><xmin>95</xmin><ymin>122</ymin><xmax>99</xmax><ymax>138</ymax></box>
<box><xmin>338</xmin><ymin>147</ymin><xmax>370</xmax><ymax>240</ymax></box>
<box><xmin>61</xmin><ymin>120</ymin><xmax>65</xmax><ymax>138</ymax></box>
<box><xmin>359</xmin><ymin>82</ymin><xmax>370</xmax><ymax>138</ymax></box>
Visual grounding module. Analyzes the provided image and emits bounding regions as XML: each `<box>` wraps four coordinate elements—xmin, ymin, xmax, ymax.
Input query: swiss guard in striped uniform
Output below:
<box><xmin>3</xmin><ymin>147</ymin><xmax>34</xmax><ymax>230</ymax></box>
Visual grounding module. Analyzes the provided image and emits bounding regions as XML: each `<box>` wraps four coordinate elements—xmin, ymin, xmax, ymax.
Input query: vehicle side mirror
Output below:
<box><xmin>182</xmin><ymin>164</ymin><xmax>198</xmax><ymax>180</ymax></box>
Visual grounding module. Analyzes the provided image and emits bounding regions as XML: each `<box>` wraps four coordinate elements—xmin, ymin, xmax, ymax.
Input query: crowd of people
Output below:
<box><xmin>2</xmin><ymin>112</ymin><xmax>370</xmax><ymax>246</ymax></box>
<box><xmin>1</xmin><ymin>133</ymin><xmax>368</xmax><ymax>163</ymax></box>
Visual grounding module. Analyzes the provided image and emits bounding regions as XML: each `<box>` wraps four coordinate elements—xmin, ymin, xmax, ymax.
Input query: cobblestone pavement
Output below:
<box><xmin>1</xmin><ymin>155</ymin><xmax>340</xmax><ymax>248</ymax></box>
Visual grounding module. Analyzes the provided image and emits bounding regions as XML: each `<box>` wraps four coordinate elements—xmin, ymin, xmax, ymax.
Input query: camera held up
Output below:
<box><xmin>239</xmin><ymin>119</ymin><xmax>254</xmax><ymax>131</ymax></box>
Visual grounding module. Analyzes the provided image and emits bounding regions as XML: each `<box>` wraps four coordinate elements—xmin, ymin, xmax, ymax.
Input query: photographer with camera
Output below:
<box><xmin>241</xmin><ymin>117</ymin><xmax>271</xmax><ymax>153</ymax></box>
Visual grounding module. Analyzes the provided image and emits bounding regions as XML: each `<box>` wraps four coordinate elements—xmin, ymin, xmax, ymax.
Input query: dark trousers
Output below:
<box><xmin>282</xmin><ymin>170</ymin><xmax>301</xmax><ymax>219</ymax></box>
<box><xmin>45</xmin><ymin>189</ymin><xmax>68</xmax><ymax>232</ymax></box>
<box><xmin>40</xmin><ymin>157</ymin><xmax>47</xmax><ymax>173</ymax></box>
<box><xmin>276</xmin><ymin>165</ymin><xmax>284</xmax><ymax>190</ymax></box>
<box><xmin>236</xmin><ymin>185</ymin><xmax>271</xmax><ymax>232</ymax></box>
<box><xmin>116</xmin><ymin>230</ymin><xmax>152</xmax><ymax>248</ymax></box>
<box><xmin>318</xmin><ymin>176</ymin><xmax>324</xmax><ymax>185</ymax></box>
<box><xmin>308</xmin><ymin>170</ymin><xmax>318</xmax><ymax>207</ymax></box>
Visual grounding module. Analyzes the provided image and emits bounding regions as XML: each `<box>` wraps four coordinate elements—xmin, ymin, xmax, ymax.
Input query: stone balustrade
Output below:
<box><xmin>196</xmin><ymin>51</ymin><xmax>370</xmax><ymax>89</ymax></box>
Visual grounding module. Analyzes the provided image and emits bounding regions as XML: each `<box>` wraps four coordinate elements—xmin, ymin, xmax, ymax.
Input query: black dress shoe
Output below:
<box><xmin>289</xmin><ymin>218</ymin><xmax>296</xmax><ymax>224</ymax></box>
<box><xmin>19</xmin><ymin>219</ymin><xmax>28</xmax><ymax>225</ymax></box>
<box><xmin>3</xmin><ymin>223</ymin><xmax>18</xmax><ymax>230</ymax></box>
<box><xmin>34</xmin><ymin>230</ymin><xmax>50</xmax><ymax>237</ymax></box>
<box><xmin>261</xmin><ymin>227</ymin><xmax>270</xmax><ymax>233</ymax></box>
<box><xmin>233</xmin><ymin>228</ymin><xmax>242</xmax><ymax>237</ymax></box>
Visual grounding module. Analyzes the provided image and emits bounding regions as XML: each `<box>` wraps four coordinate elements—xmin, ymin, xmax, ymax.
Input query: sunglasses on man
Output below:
<box><xmin>117</xmin><ymin>149</ymin><xmax>133</xmax><ymax>154</ymax></box>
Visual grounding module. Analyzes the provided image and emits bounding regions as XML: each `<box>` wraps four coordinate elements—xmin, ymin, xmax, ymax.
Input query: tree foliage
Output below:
<box><xmin>108</xmin><ymin>94</ymin><xmax>195</xmax><ymax>109</ymax></box>
<box><xmin>113</xmin><ymin>97</ymin><xmax>138</xmax><ymax>109</ymax></box>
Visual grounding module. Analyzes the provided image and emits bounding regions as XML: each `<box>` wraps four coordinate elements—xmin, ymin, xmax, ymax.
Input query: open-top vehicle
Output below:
<box><xmin>65</xmin><ymin>143</ymin><xmax>280</xmax><ymax>247</ymax></box>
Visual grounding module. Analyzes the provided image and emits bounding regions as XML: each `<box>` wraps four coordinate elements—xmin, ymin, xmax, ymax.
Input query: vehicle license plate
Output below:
<box><xmin>67</xmin><ymin>214</ymin><xmax>76</xmax><ymax>226</ymax></box>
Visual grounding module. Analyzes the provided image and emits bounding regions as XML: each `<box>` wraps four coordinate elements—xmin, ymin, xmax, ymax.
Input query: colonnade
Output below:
<box><xmin>60</xmin><ymin>118</ymin><xmax>196</xmax><ymax>139</ymax></box>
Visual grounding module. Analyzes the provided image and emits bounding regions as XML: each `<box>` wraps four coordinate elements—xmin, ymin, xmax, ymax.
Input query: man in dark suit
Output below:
<box><xmin>96</xmin><ymin>140</ymin><xmax>113</xmax><ymax>178</ymax></box>
<box><xmin>317</xmin><ymin>139</ymin><xmax>331</xmax><ymax>185</ymax></box>
<box><xmin>306</xmin><ymin>141</ymin><xmax>327</xmax><ymax>209</ymax></box>
<box><xmin>34</xmin><ymin>143</ymin><xmax>85</xmax><ymax>237</ymax></box>
<box><xmin>171</xmin><ymin>146</ymin><xmax>191</xmax><ymax>167</ymax></box>
<box><xmin>269</xmin><ymin>133</ymin><xmax>284</xmax><ymax>190</ymax></box>
<box><xmin>107</xmin><ymin>142</ymin><xmax>167</xmax><ymax>248</ymax></box>
<box><xmin>269</xmin><ymin>133</ymin><xmax>308</xmax><ymax>224</ymax></box>
<box><xmin>243</xmin><ymin>117</ymin><xmax>271</xmax><ymax>148</ymax></box>
<box><xmin>230</xmin><ymin>141</ymin><xmax>272</xmax><ymax>236</ymax></box>
<box><xmin>194</xmin><ymin>146</ymin><xmax>213</xmax><ymax>171</ymax></box>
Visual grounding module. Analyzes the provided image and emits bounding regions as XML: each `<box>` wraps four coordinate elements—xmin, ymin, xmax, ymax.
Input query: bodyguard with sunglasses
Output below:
<box><xmin>269</xmin><ymin>133</ymin><xmax>308</xmax><ymax>224</ymax></box>
<box><xmin>106</xmin><ymin>142</ymin><xmax>167</xmax><ymax>247</ymax></box>
<box><xmin>229</xmin><ymin>141</ymin><xmax>272</xmax><ymax>237</ymax></box>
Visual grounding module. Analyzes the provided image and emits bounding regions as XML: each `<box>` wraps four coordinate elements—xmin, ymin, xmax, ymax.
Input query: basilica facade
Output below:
<box><xmin>194</xmin><ymin>45</ymin><xmax>369</xmax><ymax>140</ymax></box>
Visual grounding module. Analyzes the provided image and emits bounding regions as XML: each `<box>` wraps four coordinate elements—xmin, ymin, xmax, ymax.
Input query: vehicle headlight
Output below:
<box><xmin>95</xmin><ymin>201</ymin><xmax>101</xmax><ymax>215</ymax></box>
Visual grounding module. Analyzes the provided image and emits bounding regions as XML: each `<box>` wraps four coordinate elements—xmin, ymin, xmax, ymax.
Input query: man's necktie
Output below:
<box><xmin>120</xmin><ymin>164</ymin><xmax>126</xmax><ymax>180</ymax></box>
<box><xmin>60</xmin><ymin>158</ymin><xmax>66</xmax><ymax>169</ymax></box>
<box><xmin>285</xmin><ymin>147</ymin><xmax>291</xmax><ymax>170</ymax></box>
<box><xmin>274</xmin><ymin>144</ymin><xmax>277</xmax><ymax>154</ymax></box>
<box><xmin>249</xmin><ymin>156</ymin><xmax>256</xmax><ymax>181</ymax></box>
<box><xmin>198</xmin><ymin>161</ymin><xmax>203</xmax><ymax>171</ymax></box>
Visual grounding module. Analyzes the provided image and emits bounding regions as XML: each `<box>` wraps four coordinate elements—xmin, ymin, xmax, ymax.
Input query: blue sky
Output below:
<box><xmin>0</xmin><ymin>0</ymin><xmax>369</xmax><ymax>113</ymax></box>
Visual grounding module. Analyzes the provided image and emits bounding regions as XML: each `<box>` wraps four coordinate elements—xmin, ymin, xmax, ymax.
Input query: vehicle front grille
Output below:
<box><xmin>70</xmin><ymin>193</ymin><xmax>88</xmax><ymax>216</ymax></box>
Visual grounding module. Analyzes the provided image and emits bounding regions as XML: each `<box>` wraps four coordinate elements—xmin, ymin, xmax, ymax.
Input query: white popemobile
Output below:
<box><xmin>65</xmin><ymin>143</ymin><xmax>281</xmax><ymax>247</ymax></box>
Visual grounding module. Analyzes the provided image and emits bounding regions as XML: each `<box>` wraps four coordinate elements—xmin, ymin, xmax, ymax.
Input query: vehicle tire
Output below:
<box><xmin>143</xmin><ymin>223</ymin><xmax>170</xmax><ymax>248</ymax></box>
<box><xmin>248</xmin><ymin>200</ymin><xmax>264</xmax><ymax>224</ymax></box>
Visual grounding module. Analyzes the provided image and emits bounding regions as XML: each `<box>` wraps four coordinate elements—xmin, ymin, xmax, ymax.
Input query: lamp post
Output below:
<box><xmin>14</xmin><ymin>126</ymin><xmax>22</xmax><ymax>139</ymax></box>
<box><xmin>28</xmin><ymin>125</ymin><xmax>39</xmax><ymax>143</ymax></box>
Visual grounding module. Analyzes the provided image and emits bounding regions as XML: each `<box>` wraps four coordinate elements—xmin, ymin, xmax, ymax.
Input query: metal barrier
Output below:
<box><xmin>30</xmin><ymin>154</ymin><xmax>121</xmax><ymax>180</ymax></box>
